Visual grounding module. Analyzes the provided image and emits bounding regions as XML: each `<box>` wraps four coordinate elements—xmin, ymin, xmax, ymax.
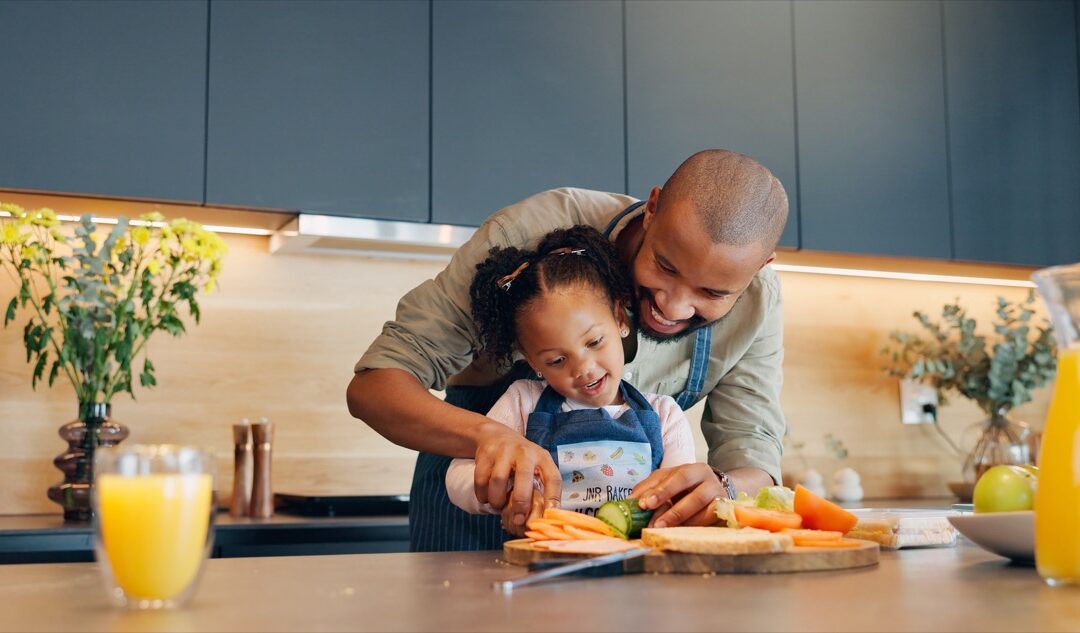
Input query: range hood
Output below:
<box><xmin>270</xmin><ymin>214</ymin><xmax>477</xmax><ymax>260</ymax></box>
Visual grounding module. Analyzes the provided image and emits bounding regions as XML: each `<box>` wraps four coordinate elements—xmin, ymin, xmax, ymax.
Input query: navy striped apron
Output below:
<box><xmin>408</xmin><ymin>201</ymin><xmax>713</xmax><ymax>551</ymax></box>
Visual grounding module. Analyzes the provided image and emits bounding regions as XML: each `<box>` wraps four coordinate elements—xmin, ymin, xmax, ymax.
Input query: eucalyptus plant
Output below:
<box><xmin>881</xmin><ymin>291</ymin><xmax>1057</xmax><ymax>416</ymax></box>
<box><xmin>0</xmin><ymin>203</ymin><xmax>227</xmax><ymax>405</ymax></box>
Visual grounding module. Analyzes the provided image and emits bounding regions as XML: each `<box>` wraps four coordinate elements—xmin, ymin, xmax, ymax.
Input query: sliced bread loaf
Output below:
<box><xmin>641</xmin><ymin>526</ymin><xmax>794</xmax><ymax>555</ymax></box>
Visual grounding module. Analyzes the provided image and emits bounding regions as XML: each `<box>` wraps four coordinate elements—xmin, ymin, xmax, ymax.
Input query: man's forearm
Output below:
<box><xmin>346</xmin><ymin>368</ymin><xmax>493</xmax><ymax>457</ymax></box>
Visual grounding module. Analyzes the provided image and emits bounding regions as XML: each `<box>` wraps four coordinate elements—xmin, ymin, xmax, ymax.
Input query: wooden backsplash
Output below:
<box><xmin>0</xmin><ymin>203</ymin><xmax>1052</xmax><ymax>514</ymax></box>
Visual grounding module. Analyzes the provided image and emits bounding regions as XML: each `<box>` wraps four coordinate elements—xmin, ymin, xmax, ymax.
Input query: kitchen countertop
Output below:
<box><xmin>0</xmin><ymin>512</ymin><xmax>409</xmax><ymax>563</ymax></box>
<box><xmin>1</xmin><ymin>540</ymin><xmax>1072</xmax><ymax>632</ymax></box>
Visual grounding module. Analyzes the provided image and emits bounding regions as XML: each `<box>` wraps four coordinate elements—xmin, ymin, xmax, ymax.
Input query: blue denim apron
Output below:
<box><xmin>525</xmin><ymin>381</ymin><xmax>663</xmax><ymax>515</ymax></box>
<box><xmin>408</xmin><ymin>201</ymin><xmax>713</xmax><ymax>551</ymax></box>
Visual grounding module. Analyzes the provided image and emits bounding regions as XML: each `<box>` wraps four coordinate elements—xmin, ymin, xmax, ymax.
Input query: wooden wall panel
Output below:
<box><xmin>0</xmin><ymin>195</ymin><xmax>1051</xmax><ymax>514</ymax></box>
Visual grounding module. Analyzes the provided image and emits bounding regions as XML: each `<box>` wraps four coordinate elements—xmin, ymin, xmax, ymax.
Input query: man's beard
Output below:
<box><xmin>634</xmin><ymin>288</ymin><xmax>726</xmax><ymax>343</ymax></box>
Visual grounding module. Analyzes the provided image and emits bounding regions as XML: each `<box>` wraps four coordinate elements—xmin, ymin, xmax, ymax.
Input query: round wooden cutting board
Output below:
<box><xmin>642</xmin><ymin>541</ymin><xmax>879</xmax><ymax>574</ymax></box>
<box><xmin>502</xmin><ymin>539</ymin><xmax>879</xmax><ymax>574</ymax></box>
<box><xmin>501</xmin><ymin>538</ymin><xmax>648</xmax><ymax>572</ymax></box>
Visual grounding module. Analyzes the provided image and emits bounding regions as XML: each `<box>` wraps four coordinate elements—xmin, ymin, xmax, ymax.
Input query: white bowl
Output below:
<box><xmin>947</xmin><ymin>511</ymin><xmax>1034</xmax><ymax>562</ymax></box>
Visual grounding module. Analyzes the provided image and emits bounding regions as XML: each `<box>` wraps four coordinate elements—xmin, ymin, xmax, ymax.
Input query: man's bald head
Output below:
<box><xmin>656</xmin><ymin>149</ymin><xmax>789</xmax><ymax>251</ymax></box>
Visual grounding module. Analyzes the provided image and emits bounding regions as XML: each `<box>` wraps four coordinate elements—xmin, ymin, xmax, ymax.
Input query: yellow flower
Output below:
<box><xmin>131</xmin><ymin>226</ymin><xmax>151</xmax><ymax>245</ymax></box>
<box><xmin>139</xmin><ymin>211</ymin><xmax>165</xmax><ymax>224</ymax></box>
<box><xmin>31</xmin><ymin>208</ymin><xmax>59</xmax><ymax>228</ymax></box>
<box><xmin>205</xmin><ymin>278</ymin><xmax>216</xmax><ymax>294</ymax></box>
<box><xmin>0</xmin><ymin>202</ymin><xmax>25</xmax><ymax>216</ymax></box>
<box><xmin>146</xmin><ymin>259</ymin><xmax>161</xmax><ymax>275</ymax></box>
<box><xmin>1</xmin><ymin>223</ymin><xmax>22</xmax><ymax>245</ymax></box>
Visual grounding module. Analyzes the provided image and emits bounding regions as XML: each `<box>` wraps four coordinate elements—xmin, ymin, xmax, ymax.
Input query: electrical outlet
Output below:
<box><xmin>900</xmin><ymin>379</ymin><xmax>938</xmax><ymax>424</ymax></box>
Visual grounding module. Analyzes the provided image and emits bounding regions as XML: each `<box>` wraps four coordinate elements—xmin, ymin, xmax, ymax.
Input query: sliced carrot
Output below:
<box><xmin>524</xmin><ymin>530</ymin><xmax>547</xmax><ymax>541</ymax></box>
<box><xmin>526</xmin><ymin>517</ymin><xmax>563</xmax><ymax>531</ymax></box>
<box><xmin>732</xmin><ymin>504</ymin><xmax>803</xmax><ymax>532</ymax></box>
<box><xmin>531</xmin><ymin>522</ymin><xmax>574</xmax><ymax>541</ymax></box>
<box><xmin>781</xmin><ymin>528</ymin><xmax>844</xmax><ymax>541</ymax></box>
<box><xmin>543</xmin><ymin>508</ymin><xmax>616</xmax><ymax>537</ymax></box>
<box><xmin>563</xmin><ymin>524</ymin><xmax>615</xmax><ymax>541</ymax></box>
<box><xmin>526</xmin><ymin>517</ymin><xmax>563</xmax><ymax>527</ymax></box>
<box><xmin>792</xmin><ymin>537</ymin><xmax>864</xmax><ymax>549</ymax></box>
<box><xmin>793</xmin><ymin>485</ymin><xmax>858</xmax><ymax>534</ymax></box>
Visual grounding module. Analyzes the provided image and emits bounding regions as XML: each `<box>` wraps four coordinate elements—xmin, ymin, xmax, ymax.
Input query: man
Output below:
<box><xmin>347</xmin><ymin>149</ymin><xmax>789</xmax><ymax>551</ymax></box>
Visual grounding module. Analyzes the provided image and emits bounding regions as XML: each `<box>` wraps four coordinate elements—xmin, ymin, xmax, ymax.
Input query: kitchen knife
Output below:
<box><xmin>493</xmin><ymin>547</ymin><xmax>651</xmax><ymax>593</ymax></box>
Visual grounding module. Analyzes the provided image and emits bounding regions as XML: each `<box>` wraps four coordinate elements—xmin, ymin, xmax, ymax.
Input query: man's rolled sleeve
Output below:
<box><xmin>701</xmin><ymin>274</ymin><xmax>786</xmax><ymax>484</ymax></box>
<box><xmin>353</xmin><ymin>219</ymin><xmax>515</xmax><ymax>390</ymax></box>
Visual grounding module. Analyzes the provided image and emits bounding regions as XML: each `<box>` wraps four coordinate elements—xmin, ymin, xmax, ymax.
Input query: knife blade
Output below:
<box><xmin>493</xmin><ymin>547</ymin><xmax>651</xmax><ymax>593</ymax></box>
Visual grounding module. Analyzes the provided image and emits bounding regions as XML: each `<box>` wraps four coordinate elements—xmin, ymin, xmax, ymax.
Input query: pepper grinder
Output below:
<box><xmin>229</xmin><ymin>419</ymin><xmax>252</xmax><ymax>518</ymax></box>
<box><xmin>249</xmin><ymin>417</ymin><xmax>275</xmax><ymax>518</ymax></box>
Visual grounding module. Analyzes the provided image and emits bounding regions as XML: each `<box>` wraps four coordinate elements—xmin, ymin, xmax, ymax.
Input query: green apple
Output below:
<box><xmin>973</xmin><ymin>464</ymin><xmax>1037</xmax><ymax>513</ymax></box>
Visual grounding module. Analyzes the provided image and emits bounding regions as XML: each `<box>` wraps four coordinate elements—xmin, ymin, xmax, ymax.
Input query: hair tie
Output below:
<box><xmin>496</xmin><ymin>261</ymin><xmax>530</xmax><ymax>291</ymax></box>
<box><xmin>547</xmin><ymin>247</ymin><xmax>586</xmax><ymax>257</ymax></box>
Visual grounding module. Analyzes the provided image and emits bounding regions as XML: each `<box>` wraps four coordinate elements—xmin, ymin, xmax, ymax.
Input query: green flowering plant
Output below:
<box><xmin>881</xmin><ymin>292</ymin><xmax>1057</xmax><ymax>415</ymax></box>
<box><xmin>0</xmin><ymin>203</ymin><xmax>227</xmax><ymax>404</ymax></box>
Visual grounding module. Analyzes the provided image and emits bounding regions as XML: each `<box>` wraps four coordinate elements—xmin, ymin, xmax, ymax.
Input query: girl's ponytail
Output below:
<box><xmin>470</xmin><ymin>246</ymin><xmax>536</xmax><ymax>369</ymax></box>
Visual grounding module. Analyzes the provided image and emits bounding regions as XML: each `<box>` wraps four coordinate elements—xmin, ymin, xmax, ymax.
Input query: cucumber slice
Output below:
<box><xmin>596</xmin><ymin>499</ymin><xmax>654</xmax><ymax>539</ymax></box>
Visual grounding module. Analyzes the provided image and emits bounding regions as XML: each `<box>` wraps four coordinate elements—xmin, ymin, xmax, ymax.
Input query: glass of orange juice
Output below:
<box><xmin>92</xmin><ymin>444</ymin><xmax>216</xmax><ymax>609</ymax></box>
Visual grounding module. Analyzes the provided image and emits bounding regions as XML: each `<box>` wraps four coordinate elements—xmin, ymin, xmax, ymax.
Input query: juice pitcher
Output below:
<box><xmin>1032</xmin><ymin>263</ymin><xmax>1080</xmax><ymax>586</ymax></box>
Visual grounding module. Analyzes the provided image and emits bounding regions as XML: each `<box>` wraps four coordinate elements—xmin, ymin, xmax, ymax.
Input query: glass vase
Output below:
<box><xmin>961</xmin><ymin>407</ymin><xmax>1032</xmax><ymax>483</ymax></box>
<box><xmin>46</xmin><ymin>402</ymin><xmax>129</xmax><ymax>522</ymax></box>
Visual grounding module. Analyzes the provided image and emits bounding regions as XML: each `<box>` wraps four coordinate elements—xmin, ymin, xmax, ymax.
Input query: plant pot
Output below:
<box><xmin>46</xmin><ymin>402</ymin><xmax>129</xmax><ymax>522</ymax></box>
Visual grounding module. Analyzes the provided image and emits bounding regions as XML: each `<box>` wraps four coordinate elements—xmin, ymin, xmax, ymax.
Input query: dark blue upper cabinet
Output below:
<box><xmin>0</xmin><ymin>0</ymin><xmax>207</xmax><ymax>202</ymax></box>
<box><xmin>626</xmin><ymin>0</ymin><xmax>799</xmax><ymax>249</ymax></box>
<box><xmin>945</xmin><ymin>0</ymin><xmax>1080</xmax><ymax>267</ymax></box>
<box><xmin>795</xmin><ymin>1</ymin><xmax>951</xmax><ymax>258</ymax></box>
<box><xmin>431</xmin><ymin>0</ymin><xmax>624</xmax><ymax>226</ymax></box>
<box><xmin>206</xmin><ymin>0</ymin><xmax>428</xmax><ymax>220</ymax></box>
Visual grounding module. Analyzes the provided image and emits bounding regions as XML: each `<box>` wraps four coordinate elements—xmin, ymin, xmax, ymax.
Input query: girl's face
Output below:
<box><xmin>516</xmin><ymin>286</ymin><xmax>629</xmax><ymax>407</ymax></box>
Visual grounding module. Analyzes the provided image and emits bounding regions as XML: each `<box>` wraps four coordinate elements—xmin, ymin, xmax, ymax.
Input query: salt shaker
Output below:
<box><xmin>249</xmin><ymin>417</ymin><xmax>275</xmax><ymax>518</ymax></box>
<box><xmin>229</xmin><ymin>419</ymin><xmax>252</xmax><ymax>518</ymax></box>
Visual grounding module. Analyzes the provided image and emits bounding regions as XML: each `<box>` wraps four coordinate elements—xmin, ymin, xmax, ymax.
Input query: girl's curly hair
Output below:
<box><xmin>469</xmin><ymin>225</ymin><xmax>633</xmax><ymax>369</ymax></box>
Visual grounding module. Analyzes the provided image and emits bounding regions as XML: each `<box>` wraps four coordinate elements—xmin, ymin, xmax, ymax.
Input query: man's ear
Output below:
<box><xmin>642</xmin><ymin>186</ymin><xmax>662</xmax><ymax>231</ymax></box>
<box><xmin>761</xmin><ymin>251</ymin><xmax>776</xmax><ymax>269</ymax></box>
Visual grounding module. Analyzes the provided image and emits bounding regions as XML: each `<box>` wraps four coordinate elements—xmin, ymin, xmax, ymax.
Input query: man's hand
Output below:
<box><xmin>501</xmin><ymin>488</ymin><xmax>545</xmax><ymax>538</ymax></box>
<box><xmin>629</xmin><ymin>463</ymin><xmax>724</xmax><ymax>528</ymax></box>
<box><xmin>473</xmin><ymin>420</ymin><xmax>561</xmax><ymax>529</ymax></box>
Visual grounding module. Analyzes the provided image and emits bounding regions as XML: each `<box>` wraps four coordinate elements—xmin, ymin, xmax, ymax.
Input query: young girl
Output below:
<box><xmin>445</xmin><ymin>226</ymin><xmax>696</xmax><ymax>536</ymax></box>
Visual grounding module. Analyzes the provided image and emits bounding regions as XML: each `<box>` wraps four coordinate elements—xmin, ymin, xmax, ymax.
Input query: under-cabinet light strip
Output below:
<box><xmin>770</xmin><ymin>263</ymin><xmax>1035</xmax><ymax>288</ymax></box>
<box><xmin>0</xmin><ymin>210</ymin><xmax>273</xmax><ymax>236</ymax></box>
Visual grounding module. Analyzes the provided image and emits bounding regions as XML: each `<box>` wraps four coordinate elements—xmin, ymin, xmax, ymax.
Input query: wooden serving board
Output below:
<box><xmin>502</xmin><ymin>539</ymin><xmax>879</xmax><ymax>575</ymax></box>
<box><xmin>502</xmin><ymin>539</ymin><xmax>648</xmax><ymax>573</ymax></box>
